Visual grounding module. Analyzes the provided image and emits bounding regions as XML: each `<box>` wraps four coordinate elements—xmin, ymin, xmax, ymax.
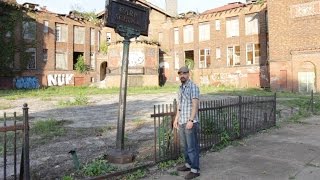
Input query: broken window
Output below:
<box><xmin>199</xmin><ymin>49</ymin><xmax>210</xmax><ymax>68</ymax></box>
<box><xmin>74</xmin><ymin>26</ymin><xmax>85</xmax><ymax>44</ymax></box>
<box><xmin>227</xmin><ymin>45</ymin><xmax>240</xmax><ymax>66</ymax></box>
<box><xmin>26</xmin><ymin>48</ymin><xmax>36</xmax><ymax>69</ymax></box>
<box><xmin>23</xmin><ymin>20</ymin><xmax>36</xmax><ymax>40</ymax></box>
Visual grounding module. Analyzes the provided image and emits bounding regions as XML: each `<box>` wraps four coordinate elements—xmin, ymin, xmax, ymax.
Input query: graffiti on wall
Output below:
<box><xmin>15</xmin><ymin>76</ymin><xmax>40</xmax><ymax>89</ymax></box>
<box><xmin>128</xmin><ymin>51</ymin><xmax>145</xmax><ymax>67</ymax></box>
<box><xmin>47</xmin><ymin>74</ymin><xmax>74</xmax><ymax>86</ymax></box>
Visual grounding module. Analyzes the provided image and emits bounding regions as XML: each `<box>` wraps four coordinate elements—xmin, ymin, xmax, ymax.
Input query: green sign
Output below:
<box><xmin>106</xmin><ymin>0</ymin><xmax>150</xmax><ymax>36</ymax></box>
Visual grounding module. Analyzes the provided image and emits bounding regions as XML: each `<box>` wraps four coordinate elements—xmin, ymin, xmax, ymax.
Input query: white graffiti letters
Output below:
<box><xmin>47</xmin><ymin>74</ymin><xmax>74</xmax><ymax>86</ymax></box>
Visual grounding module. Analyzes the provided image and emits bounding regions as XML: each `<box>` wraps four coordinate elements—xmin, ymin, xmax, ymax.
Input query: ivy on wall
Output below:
<box><xmin>0</xmin><ymin>2</ymin><xmax>35</xmax><ymax>76</ymax></box>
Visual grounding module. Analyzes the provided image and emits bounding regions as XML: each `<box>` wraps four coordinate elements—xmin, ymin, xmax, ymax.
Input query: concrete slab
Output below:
<box><xmin>142</xmin><ymin>116</ymin><xmax>320</xmax><ymax>180</ymax></box>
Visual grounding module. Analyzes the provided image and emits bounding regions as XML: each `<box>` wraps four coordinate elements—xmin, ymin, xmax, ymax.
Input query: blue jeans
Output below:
<box><xmin>179</xmin><ymin>122</ymin><xmax>200</xmax><ymax>172</ymax></box>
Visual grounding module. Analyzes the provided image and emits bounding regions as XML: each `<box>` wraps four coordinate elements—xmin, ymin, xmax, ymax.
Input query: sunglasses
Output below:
<box><xmin>178</xmin><ymin>72</ymin><xmax>189</xmax><ymax>75</ymax></box>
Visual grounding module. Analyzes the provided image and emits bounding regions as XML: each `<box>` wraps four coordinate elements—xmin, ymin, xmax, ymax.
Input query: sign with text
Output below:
<box><xmin>106</xmin><ymin>0</ymin><xmax>150</xmax><ymax>36</ymax></box>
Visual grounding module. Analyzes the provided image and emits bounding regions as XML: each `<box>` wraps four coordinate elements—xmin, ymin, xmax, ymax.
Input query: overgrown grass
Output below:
<box><xmin>0</xmin><ymin>85</ymin><xmax>178</xmax><ymax>99</ymax></box>
<box><xmin>158</xmin><ymin>156</ymin><xmax>184</xmax><ymax>171</ymax></box>
<box><xmin>31</xmin><ymin>119</ymin><xmax>65</xmax><ymax>139</ymax></box>
<box><xmin>58</xmin><ymin>94</ymin><xmax>89</xmax><ymax>107</ymax></box>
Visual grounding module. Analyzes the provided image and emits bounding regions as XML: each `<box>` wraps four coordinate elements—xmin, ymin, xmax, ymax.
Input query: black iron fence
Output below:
<box><xmin>1</xmin><ymin>104</ymin><xmax>30</xmax><ymax>180</ymax></box>
<box><xmin>151</xmin><ymin>94</ymin><xmax>276</xmax><ymax>163</ymax></box>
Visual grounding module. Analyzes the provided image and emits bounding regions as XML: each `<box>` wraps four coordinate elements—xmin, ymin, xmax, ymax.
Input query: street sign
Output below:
<box><xmin>106</xmin><ymin>0</ymin><xmax>150</xmax><ymax>36</ymax></box>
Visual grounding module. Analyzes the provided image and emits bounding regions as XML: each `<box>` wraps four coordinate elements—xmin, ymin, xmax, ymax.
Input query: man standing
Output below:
<box><xmin>173</xmin><ymin>66</ymin><xmax>200</xmax><ymax>179</ymax></box>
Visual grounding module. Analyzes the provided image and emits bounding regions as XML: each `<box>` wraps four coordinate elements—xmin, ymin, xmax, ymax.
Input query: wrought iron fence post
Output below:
<box><xmin>22</xmin><ymin>103</ymin><xmax>30</xmax><ymax>180</ymax></box>
<box><xmin>238</xmin><ymin>96</ymin><xmax>243</xmax><ymax>138</ymax></box>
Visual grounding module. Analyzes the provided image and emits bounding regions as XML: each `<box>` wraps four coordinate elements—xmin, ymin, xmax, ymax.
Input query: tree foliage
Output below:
<box><xmin>74</xmin><ymin>55</ymin><xmax>90</xmax><ymax>74</ymax></box>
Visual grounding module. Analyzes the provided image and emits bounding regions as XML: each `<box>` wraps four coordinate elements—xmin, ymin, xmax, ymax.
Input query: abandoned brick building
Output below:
<box><xmin>1</xmin><ymin>0</ymin><xmax>319</xmax><ymax>93</ymax></box>
<box><xmin>268</xmin><ymin>0</ymin><xmax>320</xmax><ymax>92</ymax></box>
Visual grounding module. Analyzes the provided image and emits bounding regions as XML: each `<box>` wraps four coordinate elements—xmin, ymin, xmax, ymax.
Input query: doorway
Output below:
<box><xmin>184</xmin><ymin>50</ymin><xmax>194</xmax><ymax>68</ymax></box>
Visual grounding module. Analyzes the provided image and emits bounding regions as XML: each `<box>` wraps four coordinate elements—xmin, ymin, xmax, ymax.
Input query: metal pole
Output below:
<box><xmin>22</xmin><ymin>103</ymin><xmax>30</xmax><ymax>180</ymax></box>
<box><xmin>116</xmin><ymin>37</ymin><xmax>130</xmax><ymax>150</ymax></box>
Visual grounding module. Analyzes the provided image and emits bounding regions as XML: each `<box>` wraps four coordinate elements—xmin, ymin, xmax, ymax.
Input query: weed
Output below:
<box><xmin>62</xmin><ymin>175</ymin><xmax>73</xmax><ymax>180</ymax></box>
<box><xmin>158</xmin><ymin>156</ymin><xmax>184</xmax><ymax>171</ymax></box>
<box><xmin>31</xmin><ymin>119</ymin><xmax>65</xmax><ymax>139</ymax></box>
<box><xmin>80</xmin><ymin>159</ymin><xmax>117</xmax><ymax>176</ymax></box>
<box><xmin>169</xmin><ymin>171</ymin><xmax>179</xmax><ymax>176</ymax></box>
<box><xmin>58</xmin><ymin>94</ymin><xmax>89</xmax><ymax>107</ymax></box>
<box><xmin>122</xmin><ymin>169</ymin><xmax>146</xmax><ymax>180</ymax></box>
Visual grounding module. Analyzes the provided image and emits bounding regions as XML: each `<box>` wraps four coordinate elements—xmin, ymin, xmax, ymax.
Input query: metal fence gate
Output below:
<box><xmin>1</xmin><ymin>104</ymin><xmax>30</xmax><ymax>180</ymax></box>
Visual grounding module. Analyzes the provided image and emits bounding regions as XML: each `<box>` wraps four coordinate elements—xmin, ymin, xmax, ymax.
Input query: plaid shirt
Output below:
<box><xmin>177</xmin><ymin>79</ymin><xmax>200</xmax><ymax>124</ymax></box>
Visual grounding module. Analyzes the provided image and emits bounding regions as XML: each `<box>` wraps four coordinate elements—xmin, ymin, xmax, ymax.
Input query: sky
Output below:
<box><xmin>16</xmin><ymin>0</ymin><xmax>246</xmax><ymax>14</ymax></box>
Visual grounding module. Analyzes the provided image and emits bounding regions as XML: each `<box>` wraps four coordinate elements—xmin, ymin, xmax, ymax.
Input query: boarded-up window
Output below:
<box><xmin>183</xmin><ymin>25</ymin><xmax>194</xmax><ymax>43</ymax></box>
<box><xmin>90</xmin><ymin>52</ymin><xmax>95</xmax><ymax>70</ymax></box>
<box><xmin>43</xmin><ymin>20</ymin><xmax>49</xmax><ymax>33</ymax></box>
<box><xmin>199</xmin><ymin>22</ymin><xmax>210</xmax><ymax>41</ymax></box>
<box><xmin>174</xmin><ymin>28</ymin><xmax>179</xmax><ymax>44</ymax></box>
<box><xmin>74</xmin><ymin>26</ymin><xmax>85</xmax><ymax>44</ymax></box>
<box><xmin>43</xmin><ymin>49</ymin><xmax>48</xmax><ymax>62</ymax></box>
<box><xmin>174</xmin><ymin>51</ymin><xmax>179</xmax><ymax>70</ymax></box>
<box><xmin>23</xmin><ymin>21</ymin><xmax>36</xmax><ymax>40</ymax></box>
<box><xmin>216</xmin><ymin>47</ymin><xmax>221</xmax><ymax>59</ymax></box>
<box><xmin>298</xmin><ymin>72</ymin><xmax>315</xmax><ymax>93</ymax></box>
<box><xmin>215</xmin><ymin>19</ymin><xmax>221</xmax><ymax>31</ymax></box>
<box><xmin>90</xmin><ymin>28</ymin><xmax>95</xmax><ymax>45</ymax></box>
<box><xmin>55</xmin><ymin>52</ymin><xmax>68</xmax><ymax>70</ymax></box>
<box><xmin>245</xmin><ymin>13</ymin><xmax>259</xmax><ymax>35</ymax></box>
<box><xmin>226</xmin><ymin>16</ymin><xmax>239</xmax><ymax>37</ymax></box>
<box><xmin>55</xmin><ymin>23</ymin><xmax>68</xmax><ymax>42</ymax></box>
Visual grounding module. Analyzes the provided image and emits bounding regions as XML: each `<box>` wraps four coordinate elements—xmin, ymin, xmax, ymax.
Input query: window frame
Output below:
<box><xmin>199</xmin><ymin>48</ymin><xmax>211</xmax><ymax>69</ymax></box>
<box><xmin>227</xmin><ymin>45</ymin><xmax>240</xmax><ymax>66</ymax></box>
<box><xmin>26</xmin><ymin>48</ymin><xmax>36</xmax><ymax>69</ymax></box>
<box><xmin>246</xmin><ymin>43</ymin><xmax>261</xmax><ymax>65</ymax></box>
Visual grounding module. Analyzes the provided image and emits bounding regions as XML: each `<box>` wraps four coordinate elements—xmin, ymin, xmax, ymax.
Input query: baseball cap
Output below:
<box><xmin>178</xmin><ymin>66</ymin><xmax>189</xmax><ymax>74</ymax></box>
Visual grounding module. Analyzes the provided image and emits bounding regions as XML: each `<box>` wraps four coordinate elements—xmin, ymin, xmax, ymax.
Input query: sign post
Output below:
<box><xmin>105</xmin><ymin>0</ymin><xmax>149</xmax><ymax>164</ymax></box>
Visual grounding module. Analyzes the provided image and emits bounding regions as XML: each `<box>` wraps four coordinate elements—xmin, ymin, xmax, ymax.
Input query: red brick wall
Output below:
<box><xmin>268</xmin><ymin>0</ymin><xmax>320</xmax><ymax>92</ymax></box>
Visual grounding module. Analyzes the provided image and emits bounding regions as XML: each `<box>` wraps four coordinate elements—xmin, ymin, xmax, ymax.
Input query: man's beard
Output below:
<box><xmin>180</xmin><ymin>77</ymin><xmax>186</xmax><ymax>83</ymax></box>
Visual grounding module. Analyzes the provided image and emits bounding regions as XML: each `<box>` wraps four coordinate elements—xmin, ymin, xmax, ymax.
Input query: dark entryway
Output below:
<box><xmin>73</xmin><ymin>52</ymin><xmax>84</xmax><ymax>70</ymax></box>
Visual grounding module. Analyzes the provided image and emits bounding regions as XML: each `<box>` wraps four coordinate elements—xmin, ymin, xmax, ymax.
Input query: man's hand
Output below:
<box><xmin>186</xmin><ymin>121</ymin><xmax>193</xmax><ymax>129</ymax></box>
<box><xmin>173</xmin><ymin>119</ymin><xmax>179</xmax><ymax>129</ymax></box>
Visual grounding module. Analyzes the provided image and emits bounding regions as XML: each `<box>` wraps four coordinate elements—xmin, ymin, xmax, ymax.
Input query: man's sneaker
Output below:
<box><xmin>177</xmin><ymin>165</ymin><xmax>191</xmax><ymax>171</ymax></box>
<box><xmin>184</xmin><ymin>172</ymin><xmax>200</xmax><ymax>179</ymax></box>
